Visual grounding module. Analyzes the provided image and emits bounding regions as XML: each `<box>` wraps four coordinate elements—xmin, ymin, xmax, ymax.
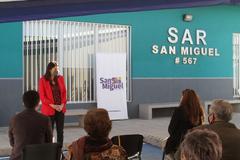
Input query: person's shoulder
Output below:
<box><xmin>227</xmin><ymin>122</ymin><xmax>240</xmax><ymax>133</ymax></box>
<box><xmin>40</xmin><ymin>76</ymin><xmax>47</xmax><ymax>81</ymax></box>
<box><xmin>14</xmin><ymin>110</ymin><xmax>26</xmax><ymax>119</ymax></box>
<box><xmin>9</xmin><ymin>110</ymin><xmax>27</xmax><ymax>124</ymax></box>
<box><xmin>9</xmin><ymin>114</ymin><xmax>18</xmax><ymax>124</ymax></box>
<box><xmin>57</xmin><ymin>75</ymin><xmax>64</xmax><ymax>80</ymax></box>
<box><xmin>35</xmin><ymin>111</ymin><xmax>50</xmax><ymax>122</ymax></box>
<box><xmin>194</xmin><ymin>123</ymin><xmax>227</xmax><ymax>133</ymax></box>
<box><xmin>232</xmin><ymin>126</ymin><xmax>240</xmax><ymax>133</ymax></box>
<box><xmin>235</xmin><ymin>127</ymin><xmax>240</xmax><ymax>135</ymax></box>
<box><xmin>174</xmin><ymin>106</ymin><xmax>185</xmax><ymax>114</ymax></box>
<box><xmin>228</xmin><ymin>122</ymin><xmax>238</xmax><ymax>128</ymax></box>
<box><xmin>58</xmin><ymin>75</ymin><xmax>64</xmax><ymax>78</ymax></box>
<box><xmin>195</xmin><ymin>124</ymin><xmax>211</xmax><ymax>130</ymax></box>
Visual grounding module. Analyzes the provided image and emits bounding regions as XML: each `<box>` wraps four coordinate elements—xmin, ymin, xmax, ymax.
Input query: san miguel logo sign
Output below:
<box><xmin>151</xmin><ymin>27</ymin><xmax>220</xmax><ymax>65</ymax></box>
<box><xmin>100</xmin><ymin>77</ymin><xmax>124</xmax><ymax>91</ymax></box>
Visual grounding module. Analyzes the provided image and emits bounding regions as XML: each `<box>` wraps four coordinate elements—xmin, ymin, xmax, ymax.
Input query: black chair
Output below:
<box><xmin>111</xmin><ymin>134</ymin><xmax>144</xmax><ymax>160</ymax></box>
<box><xmin>22</xmin><ymin>143</ymin><xmax>62</xmax><ymax>160</ymax></box>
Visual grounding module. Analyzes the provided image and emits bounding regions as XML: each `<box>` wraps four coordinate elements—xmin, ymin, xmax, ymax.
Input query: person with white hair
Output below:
<box><xmin>180</xmin><ymin>129</ymin><xmax>222</xmax><ymax>160</ymax></box>
<box><xmin>198</xmin><ymin>99</ymin><xmax>240</xmax><ymax>160</ymax></box>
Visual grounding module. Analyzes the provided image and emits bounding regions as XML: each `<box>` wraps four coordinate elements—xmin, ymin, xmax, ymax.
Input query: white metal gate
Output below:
<box><xmin>23</xmin><ymin>20</ymin><xmax>131</xmax><ymax>103</ymax></box>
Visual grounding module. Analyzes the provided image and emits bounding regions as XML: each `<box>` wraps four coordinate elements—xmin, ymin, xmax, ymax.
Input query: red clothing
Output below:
<box><xmin>39</xmin><ymin>75</ymin><xmax>67</xmax><ymax>116</ymax></box>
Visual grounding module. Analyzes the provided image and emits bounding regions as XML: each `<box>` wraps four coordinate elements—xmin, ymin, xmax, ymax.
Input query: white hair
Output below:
<box><xmin>210</xmin><ymin>99</ymin><xmax>233</xmax><ymax>122</ymax></box>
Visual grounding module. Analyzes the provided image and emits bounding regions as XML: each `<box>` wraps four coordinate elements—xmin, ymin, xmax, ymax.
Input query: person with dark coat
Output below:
<box><xmin>8</xmin><ymin>90</ymin><xmax>52</xmax><ymax>160</ymax></box>
<box><xmin>198</xmin><ymin>99</ymin><xmax>240</xmax><ymax>160</ymax></box>
<box><xmin>164</xmin><ymin>89</ymin><xmax>204</xmax><ymax>160</ymax></box>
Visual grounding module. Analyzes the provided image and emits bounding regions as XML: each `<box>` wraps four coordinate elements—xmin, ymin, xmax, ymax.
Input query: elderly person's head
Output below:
<box><xmin>181</xmin><ymin>129</ymin><xmax>222</xmax><ymax>160</ymax></box>
<box><xmin>84</xmin><ymin>108</ymin><xmax>112</xmax><ymax>139</ymax></box>
<box><xmin>208</xmin><ymin>100</ymin><xmax>233</xmax><ymax>124</ymax></box>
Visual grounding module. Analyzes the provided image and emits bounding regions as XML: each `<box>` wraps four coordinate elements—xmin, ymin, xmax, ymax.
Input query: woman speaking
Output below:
<box><xmin>39</xmin><ymin>62</ymin><xmax>67</xmax><ymax>148</ymax></box>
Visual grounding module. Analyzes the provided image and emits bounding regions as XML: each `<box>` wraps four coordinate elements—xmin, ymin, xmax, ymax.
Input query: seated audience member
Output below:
<box><xmin>180</xmin><ymin>129</ymin><xmax>222</xmax><ymax>160</ymax></box>
<box><xmin>198</xmin><ymin>99</ymin><xmax>240</xmax><ymax>160</ymax></box>
<box><xmin>165</xmin><ymin>89</ymin><xmax>204</xmax><ymax>159</ymax></box>
<box><xmin>8</xmin><ymin>90</ymin><xmax>53</xmax><ymax>160</ymax></box>
<box><xmin>67</xmin><ymin>108</ymin><xmax>127</xmax><ymax>160</ymax></box>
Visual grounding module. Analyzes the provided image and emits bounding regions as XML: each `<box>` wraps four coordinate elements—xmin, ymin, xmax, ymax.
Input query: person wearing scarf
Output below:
<box><xmin>66</xmin><ymin>108</ymin><xmax>127</xmax><ymax>160</ymax></box>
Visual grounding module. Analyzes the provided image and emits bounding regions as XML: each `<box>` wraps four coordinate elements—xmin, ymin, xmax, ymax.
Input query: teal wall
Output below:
<box><xmin>59</xmin><ymin>5</ymin><xmax>240</xmax><ymax>78</ymax></box>
<box><xmin>1</xmin><ymin>5</ymin><xmax>240</xmax><ymax>78</ymax></box>
<box><xmin>0</xmin><ymin>22</ymin><xmax>22</xmax><ymax>78</ymax></box>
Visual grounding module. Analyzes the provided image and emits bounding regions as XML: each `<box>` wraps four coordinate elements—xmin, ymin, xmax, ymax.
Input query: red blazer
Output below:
<box><xmin>39</xmin><ymin>75</ymin><xmax>67</xmax><ymax>116</ymax></box>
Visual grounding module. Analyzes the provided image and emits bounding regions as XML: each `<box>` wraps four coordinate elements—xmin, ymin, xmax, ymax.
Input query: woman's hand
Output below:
<box><xmin>57</xmin><ymin>104</ymin><xmax>64</xmax><ymax>112</ymax></box>
<box><xmin>50</xmin><ymin>104</ymin><xmax>59</xmax><ymax>111</ymax></box>
<box><xmin>50</xmin><ymin>104</ymin><xmax>64</xmax><ymax>112</ymax></box>
<box><xmin>49</xmin><ymin>104</ymin><xmax>56</xmax><ymax>109</ymax></box>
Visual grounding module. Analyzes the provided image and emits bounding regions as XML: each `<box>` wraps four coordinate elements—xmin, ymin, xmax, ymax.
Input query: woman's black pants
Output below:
<box><xmin>50</xmin><ymin>111</ymin><xmax>64</xmax><ymax>148</ymax></box>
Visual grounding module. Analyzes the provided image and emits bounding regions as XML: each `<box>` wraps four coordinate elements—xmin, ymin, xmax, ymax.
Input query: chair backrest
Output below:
<box><xmin>22</xmin><ymin>143</ymin><xmax>61</xmax><ymax>160</ymax></box>
<box><xmin>111</xmin><ymin>134</ymin><xmax>144</xmax><ymax>158</ymax></box>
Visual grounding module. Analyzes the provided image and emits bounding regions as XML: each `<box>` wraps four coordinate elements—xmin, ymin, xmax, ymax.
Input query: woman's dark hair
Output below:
<box><xmin>84</xmin><ymin>108</ymin><xmax>112</xmax><ymax>139</ymax></box>
<box><xmin>44</xmin><ymin>62</ymin><xmax>57</xmax><ymax>81</ymax></box>
<box><xmin>180</xmin><ymin>89</ymin><xmax>204</xmax><ymax>125</ymax></box>
<box><xmin>181</xmin><ymin>129</ymin><xmax>222</xmax><ymax>160</ymax></box>
<box><xmin>23</xmin><ymin>90</ymin><xmax>40</xmax><ymax>109</ymax></box>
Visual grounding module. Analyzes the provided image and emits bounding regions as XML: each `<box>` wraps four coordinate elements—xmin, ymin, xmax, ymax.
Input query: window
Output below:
<box><xmin>233</xmin><ymin>33</ymin><xmax>240</xmax><ymax>97</ymax></box>
<box><xmin>23</xmin><ymin>20</ymin><xmax>131</xmax><ymax>102</ymax></box>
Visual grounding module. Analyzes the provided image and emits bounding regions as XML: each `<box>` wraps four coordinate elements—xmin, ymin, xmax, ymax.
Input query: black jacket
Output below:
<box><xmin>8</xmin><ymin>109</ymin><xmax>53</xmax><ymax>160</ymax></box>
<box><xmin>198</xmin><ymin>121</ymin><xmax>240</xmax><ymax>160</ymax></box>
<box><xmin>165</xmin><ymin>107</ymin><xmax>199</xmax><ymax>154</ymax></box>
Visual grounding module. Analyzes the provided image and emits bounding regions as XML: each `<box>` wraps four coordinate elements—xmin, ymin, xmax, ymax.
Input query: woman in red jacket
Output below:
<box><xmin>39</xmin><ymin>61</ymin><xmax>67</xmax><ymax>148</ymax></box>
